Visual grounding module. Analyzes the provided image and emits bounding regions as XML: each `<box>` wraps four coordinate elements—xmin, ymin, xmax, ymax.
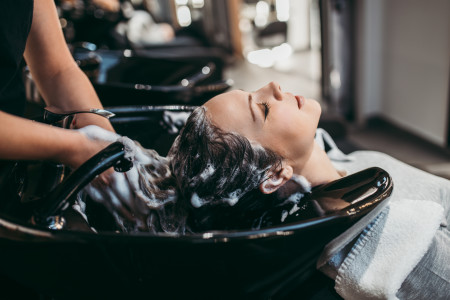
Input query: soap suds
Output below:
<box><xmin>78</xmin><ymin>125</ymin><xmax>179</xmax><ymax>233</ymax></box>
<box><xmin>199</xmin><ymin>164</ymin><xmax>215</xmax><ymax>181</ymax></box>
<box><xmin>77</xmin><ymin>111</ymin><xmax>310</xmax><ymax>233</ymax></box>
<box><xmin>190</xmin><ymin>193</ymin><xmax>205</xmax><ymax>208</ymax></box>
<box><xmin>161</xmin><ymin>111</ymin><xmax>191</xmax><ymax>134</ymax></box>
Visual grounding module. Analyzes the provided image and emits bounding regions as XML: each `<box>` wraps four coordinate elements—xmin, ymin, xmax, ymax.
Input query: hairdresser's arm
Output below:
<box><xmin>0</xmin><ymin>0</ymin><xmax>113</xmax><ymax>168</ymax></box>
<box><xmin>0</xmin><ymin>111</ymin><xmax>107</xmax><ymax>169</ymax></box>
<box><xmin>24</xmin><ymin>0</ymin><xmax>114</xmax><ymax>131</ymax></box>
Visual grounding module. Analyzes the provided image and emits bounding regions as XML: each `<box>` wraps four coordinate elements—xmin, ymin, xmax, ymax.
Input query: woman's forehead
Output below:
<box><xmin>205</xmin><ymin>89</ymin><xmax>247</xmax><ymax>106</ymax></box>
<box><xmin>203</xmin><ymin>90</ymin><xmax>252</xmax><ymax>131</ymax></box>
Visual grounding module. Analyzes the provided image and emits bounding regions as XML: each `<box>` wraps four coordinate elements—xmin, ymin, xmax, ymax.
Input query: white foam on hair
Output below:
<box><xmin>78</xmin><ymin>107</ymin><xmax>303</xmax><ymax>232</ymax></box>
<box><xmin>73</xmin><ymin>196</ymin><xmax>88</xmax><ymax>222</ymax></box>
<box><xmin>191</xmin><ymin>193</ymin><xmax>206</xmax><ymax>208</ymax></box>
<box><xmin>290</xmin><ymin>174</ymin><xmax>311</xmax><ymax>193</ymax></box>
<box><xmin>249</xmin><ymin>140</ymin><xmax>264</xmax><ymax>149</ymax></box>
<box><xmin>199</xmin><ymin>163</ymin><xmax>215</xmax><ymax>181</ymax></box>
<box><xmin>185</xmin><ymin>108</ymin><xmax>271</xmax><ymax>208</ymax></box>
<box><xmin>286</xmin><ymin>192</ymin><xmax>305</xmax><ymax>204</ymax></box>
<box><xmin>77</xmin><ymin>125</ymin><xmax>178</xmax><ymax>232</ymax></box>
<box><xmin>162</xmin><ymin>111</ymin><xmax>191</xmax><ymax>134</ymax></box>
<box><xmin>223</xmin><ymin>189</ymin><xmax>242</xmax><ymax>206</ymax></box>
<box><xmin>289</xmin><ymin>203</ymin><xmax>301</xmax><ymax>215</ymax></box>
<box><xmin>281</xmin><ymin>210</ymin><xmax>289</xmax><ymax>222</ymax></box>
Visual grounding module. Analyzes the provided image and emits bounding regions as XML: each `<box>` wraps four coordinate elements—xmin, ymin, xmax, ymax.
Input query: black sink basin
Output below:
<box><xmin>0</xmin><ymin>106</ymin><xmax>393</xmax><ymax>299</ymax></box>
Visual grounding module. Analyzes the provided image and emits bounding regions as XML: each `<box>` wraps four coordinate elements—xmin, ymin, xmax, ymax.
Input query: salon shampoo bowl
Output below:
<box><xmin>0</xmin><ymin>106</ymin><xmax>393</xmax><ymax>299</ymax></box>
<box><xmin>73</xmin><ymin>47</ymin><xmax>232</xmax><ymax>106</ymax></box>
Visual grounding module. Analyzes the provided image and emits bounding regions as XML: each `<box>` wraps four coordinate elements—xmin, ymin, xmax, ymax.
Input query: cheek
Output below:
<box><xmin>287</xmin><ymin>113</ymin><xmax>317</xmax><ymax>154</ymax></box>
<box><xmin>307</xmin><ymin>99</ymin><xmax>322</xmax><ymax>121</ymax></box>
<box><xmin>259</xmin><ymin>105</ymin><xmax>318</xmax><ymax>157</ymax></box>
<box><xmin>265</xmin><ymin>117</ymin><xmax>304</xmax><ymax>157</ymax></box>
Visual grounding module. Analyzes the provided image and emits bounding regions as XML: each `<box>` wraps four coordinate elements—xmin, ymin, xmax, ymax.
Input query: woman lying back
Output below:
<box><xmin>168</xmin><ymin>81</ymin><xmax>342</xmax><ymax>231</ymax></box>
<box><xmin>81</xmin><ymin>81</ymin><xmax>449</xmax><ymax>299</ymax></box>
<box><xmin>81</xmin><ymin>81</ymin><xmax>341</xmax><ymax>232</ymax></box>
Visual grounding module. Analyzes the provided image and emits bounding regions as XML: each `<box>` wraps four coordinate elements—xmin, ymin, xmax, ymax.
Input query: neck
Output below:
<box><xmin>295</xmin><ymin>141</ymin><xmax>342</xmax><ymax>187</ymax></box>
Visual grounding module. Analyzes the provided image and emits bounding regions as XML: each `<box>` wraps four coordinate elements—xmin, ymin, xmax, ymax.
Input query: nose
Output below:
<box><xmin>264</xmin><ymin>81</ymin><xmax>283</xmax><ymax>100</ymax></box>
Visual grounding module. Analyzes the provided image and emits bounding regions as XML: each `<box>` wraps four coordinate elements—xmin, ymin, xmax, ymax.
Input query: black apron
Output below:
<box><xmin>0</xmin><ymin>0</ymin><xmax>34</xmax><ymax>116</ymax></box>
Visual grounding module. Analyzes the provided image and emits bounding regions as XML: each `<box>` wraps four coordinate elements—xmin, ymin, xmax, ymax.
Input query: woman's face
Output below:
<box><xmin>204</xmin><ymin>81</ymin><xmax>321</xmax><ymax>173</ymax></box>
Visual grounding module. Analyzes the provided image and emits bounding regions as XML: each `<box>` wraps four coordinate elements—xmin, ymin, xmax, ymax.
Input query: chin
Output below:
<box><xmin>308</xmin><ymin>98</ymin><xmax>322</xmax><ymax>117</ymax></box>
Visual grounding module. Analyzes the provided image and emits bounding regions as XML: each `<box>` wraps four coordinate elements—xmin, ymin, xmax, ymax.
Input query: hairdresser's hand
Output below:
<box><xmin>73</xmin><ymin>126</ymin><xmax>151</xmax><ymax>225</ymax></box>
<box><xmin>69</xmin><ymin>111</ymin><xmax>115</xmax><ymax>133</ymax></box>
<box><xmin>81</xmin><ymin>154</ymin><xmax>152</xmax><ymax>227</ymax></box>
<box><xmin>77</xmin><ymin>127</ymin><xmax>154</xmax><ymax>227</ymax></box>
<box><xmin>85</xmin><ymin>170</ymin><xmax>151</xmax><ymax>226</ymax></box>
<box><xmin>57</xmin><ymin>127</ymin><xmax>116</xmax><ymax>191</ymax></box>
<box><xmin>70</xmin><ymin>112</ymin><xmax>118</xmax><ymax>187</ymax></box>
<box><xmin>60</xmin><ymin>132</ymin><xmax>111</xmax><ymax>172</ymax></box>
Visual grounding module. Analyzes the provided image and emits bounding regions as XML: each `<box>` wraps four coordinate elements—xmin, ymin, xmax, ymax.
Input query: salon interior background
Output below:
<box><xmin>53</xmin><ymin>0</ymin><xmax>449</xmax><ymax>171</ymax></box>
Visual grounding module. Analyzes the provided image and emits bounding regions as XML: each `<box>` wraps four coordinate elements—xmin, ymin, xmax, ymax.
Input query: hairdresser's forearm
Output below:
<box><xmin>23</xmin><ymin>0</ymin><xmax>114</xmax><ymax>132</ymax></box>
<box><xmin>35</xmin><ymin>63</ymin><xmax>115</xmax><ymax>131</ymax></box>
<box><xmin>0</xmin><ymin>111</ymin><xmax>99</xmax><ymax>167</ymax></box>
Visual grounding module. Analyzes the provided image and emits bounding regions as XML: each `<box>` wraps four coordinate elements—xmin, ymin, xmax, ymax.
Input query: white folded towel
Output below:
<box><xmin>335</xmin><ymin>199</ymin><xmax>444</xmax><ymax>300</ymax></box>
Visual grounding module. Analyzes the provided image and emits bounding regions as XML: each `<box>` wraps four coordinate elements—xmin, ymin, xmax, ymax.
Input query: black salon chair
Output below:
<box><xmin>0</xmin><ymin>107</ymin><xmax>392</xmax><ymax>299</ymax></box>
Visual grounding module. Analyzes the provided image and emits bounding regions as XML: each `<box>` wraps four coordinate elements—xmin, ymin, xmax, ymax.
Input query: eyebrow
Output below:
<box><xmin>248</xmin><ymin>94</ymin><xmax>256</xmax><ymax>122</ymax></box>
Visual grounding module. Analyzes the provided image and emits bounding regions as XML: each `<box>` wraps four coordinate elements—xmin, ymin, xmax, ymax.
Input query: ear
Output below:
<box><xmin>259</xmin><ymin>165</ymin><xmax>293</xmax><ymax>194</ymax></box>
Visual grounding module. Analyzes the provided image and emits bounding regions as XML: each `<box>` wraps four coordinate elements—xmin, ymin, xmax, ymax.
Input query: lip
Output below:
<box><xmin>295</xmin><ymin>95</ymin><xmax>305</xmax><ymax>109</ymax></box>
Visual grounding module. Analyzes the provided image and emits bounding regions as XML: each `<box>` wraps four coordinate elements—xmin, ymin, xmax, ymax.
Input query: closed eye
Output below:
<box><xmin>259</xmin><ymin>102</ymin><xmax>271</xmax><ymax>121</ymax></box>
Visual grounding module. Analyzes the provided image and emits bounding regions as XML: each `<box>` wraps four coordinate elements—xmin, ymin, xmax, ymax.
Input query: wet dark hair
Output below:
<box><xmin>168</xmin><ymin>107</ymin><xmax>284</xmax><ymax>231</ymax></box>
<box><xmin>81</xmin><ymin>107</ymin><xmax>289</xmax><ymax>234</ymax></box>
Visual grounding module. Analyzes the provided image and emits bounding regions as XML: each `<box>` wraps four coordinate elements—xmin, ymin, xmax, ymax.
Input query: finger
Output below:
<box><xmin>109</xmin><ymin>172</ymin><xmax>137</xmax><ymax>213</ymax></box>
<box><xmin>96</xmin><ymin>167</ymin><xmax>116</xmax><ymax>186</ymax></box>
<box><xmin>83</xmin><ymin>183</ymin><xmax>116</xmax><ymax>214</ymax></box>
<box><xmin>125</xmin><ymin>166</ymin><xmax>157</xmax><ymax>209</ymax></box>
<box><xmin>89</xmin><ymin>168</ymin><xmax>146</xmax><ymax>223</ymax></box>
<box><xmin>104</xmin><ymin>186</ymin><xmax>135</xmax><ymax>222</ymax></box>
<box><xmin>85</xmin><ymin>178</ymin><xmax>135</xmax><ymax>222</ymax></box>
